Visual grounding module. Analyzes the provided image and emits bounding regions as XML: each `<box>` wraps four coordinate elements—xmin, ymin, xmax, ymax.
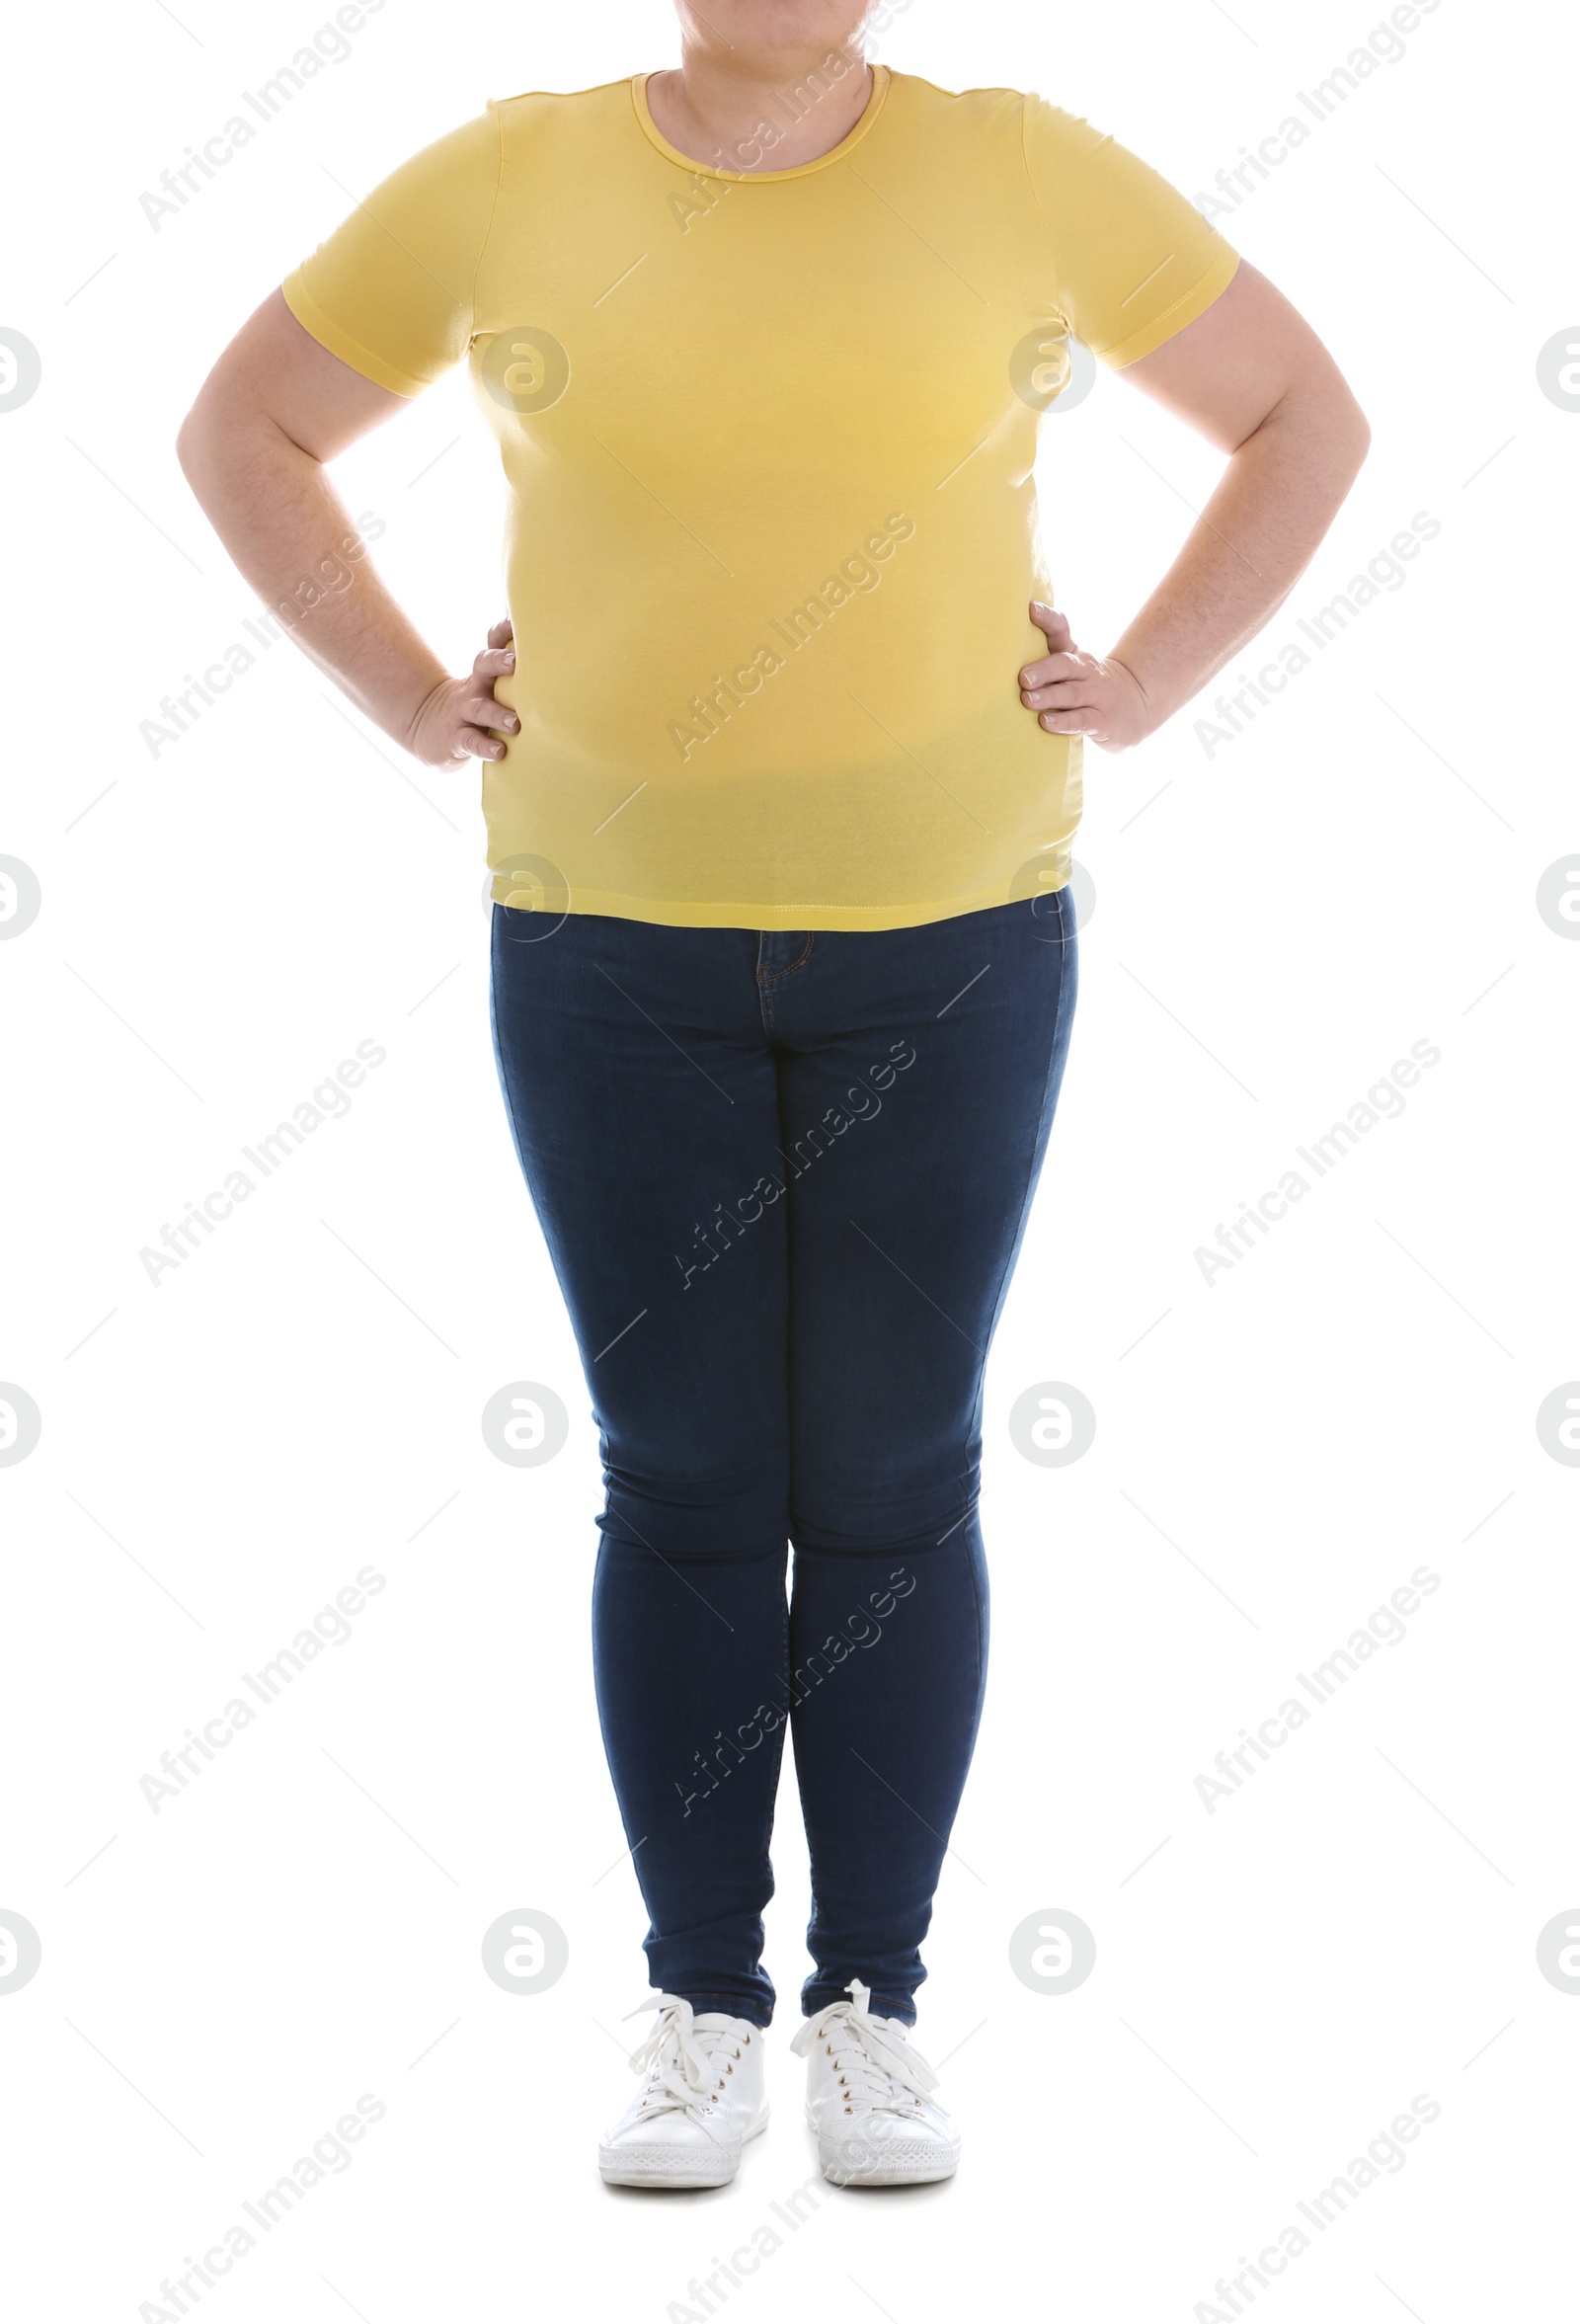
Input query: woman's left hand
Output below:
<box><xmin>1018</xmin><ymin>601</ymin><xmax>1153</xmax><ymax>752</ymax></box>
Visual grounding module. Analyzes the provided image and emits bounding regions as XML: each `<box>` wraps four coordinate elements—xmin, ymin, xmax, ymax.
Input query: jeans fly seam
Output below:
<box><xmin>754</xmin><ymin>932</ymin><xmax>816</xmax><ymax>984</ymax></box>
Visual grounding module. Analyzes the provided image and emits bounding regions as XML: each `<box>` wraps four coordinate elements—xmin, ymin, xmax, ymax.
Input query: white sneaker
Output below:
<box><xmin>791</xmin><ymin>1980</ymin><xmax>961</xmax><ymax>2186</ymax></box>
<box><xmin>598</xmin><ymin>1994</ymin><xmax>769</xmax><ymax>2189</ymax></box>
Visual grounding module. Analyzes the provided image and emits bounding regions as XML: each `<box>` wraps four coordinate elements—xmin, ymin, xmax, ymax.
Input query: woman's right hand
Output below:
<box><xmin>404</xmin><ymin>618</ymin><xmax>519</xmax><ymax>765</ymax></box>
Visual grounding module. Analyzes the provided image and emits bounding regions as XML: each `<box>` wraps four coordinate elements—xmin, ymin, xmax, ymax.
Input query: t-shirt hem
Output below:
<box><xmin>492</xmin><ymin>877</ymin><xmax>1068</xmax><ymax>932</ymax></box>
<box><xmin>1099</xmin><ymin>245</ymin><xmax>1240</xmax><ymax>368</ymax></box>
<box><xmin>279</xmin><ymin>270</ymin><xmax>432</xmax><ymax>398</ymax></box>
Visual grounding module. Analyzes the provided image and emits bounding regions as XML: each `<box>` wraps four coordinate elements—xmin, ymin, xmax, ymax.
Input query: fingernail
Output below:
<box><xmin>503</xmin><ymin>653</ymin><xmax>515</xmax><ymax>670</ymax></box>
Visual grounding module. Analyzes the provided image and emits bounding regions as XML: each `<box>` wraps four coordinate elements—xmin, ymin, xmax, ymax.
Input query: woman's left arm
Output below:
<box><xmin>1018</xmin><ymin>259</ymin><xmax>1372</xmax><ymax>749</ymax></box>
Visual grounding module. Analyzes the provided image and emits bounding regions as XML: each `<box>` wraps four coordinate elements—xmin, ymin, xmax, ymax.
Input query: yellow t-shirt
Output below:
<box><xmin>283</xmin><ymin>66</ymin><xmax>1237</xmax><ymax>930</ymax></box>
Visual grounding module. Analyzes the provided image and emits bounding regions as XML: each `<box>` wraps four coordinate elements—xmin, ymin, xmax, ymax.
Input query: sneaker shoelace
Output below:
<box><xmin>619</xmin><ymin>1994</ymin><xmax>745</xmax><ymax>2138</ymax></box>
<box><xmin>789</xmin><ymin>1978</ymin><xmax>940</xmax><ymax>2118</ymax></box>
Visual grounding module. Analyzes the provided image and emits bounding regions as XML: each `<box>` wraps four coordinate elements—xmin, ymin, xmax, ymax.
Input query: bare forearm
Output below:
<box><xmin>177</xmin><ymin>289</ymin><xmax>516</xmax><ymax>769</ymax></box>
<box><xmin>176</xmin><ymin>411</ymin><xmax>448</xmax><ymax>746</ymax></box>
<box><xmin>1109</xmin><ymin>386</ymin><xmax>1371</xmax><ymax>726</ymax></box>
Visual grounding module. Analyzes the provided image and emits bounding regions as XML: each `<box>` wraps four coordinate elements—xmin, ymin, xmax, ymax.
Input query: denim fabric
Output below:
<box><xmin>489</xmin><ymin>890</ymin><xmax>1077</xmax><ymax>2024</ymax></box>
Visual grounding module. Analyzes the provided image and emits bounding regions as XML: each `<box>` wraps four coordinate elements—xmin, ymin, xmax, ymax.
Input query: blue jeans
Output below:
<box><xmin>489</xmin><ymin>892</ymin><xmax>1077</xmax><ymax>2025</ymax></box>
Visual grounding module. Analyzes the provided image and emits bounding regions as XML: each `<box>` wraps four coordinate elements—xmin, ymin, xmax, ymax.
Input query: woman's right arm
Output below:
<box><xmin>176</xmin><ymin>287</ymin><xmax>515</xmax><ymax>767</ymax></box>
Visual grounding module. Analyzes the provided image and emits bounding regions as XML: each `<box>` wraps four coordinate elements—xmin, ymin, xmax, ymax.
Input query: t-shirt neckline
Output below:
<box><xmin>630</xmin><ymin>63</ymin><xmax>891</xmax><ymax>182</ymax></box>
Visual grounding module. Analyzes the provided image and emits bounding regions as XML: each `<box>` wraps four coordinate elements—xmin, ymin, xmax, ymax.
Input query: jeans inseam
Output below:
<box><xmin>966</xmin><ymin>1508</ymin><xmax>988</xmax><ymax>1820</ymax></box>
<box><xmin>744</xmin><ymin>1572</ymin><xmax>791</xmax><ymax>2021</ymax></box>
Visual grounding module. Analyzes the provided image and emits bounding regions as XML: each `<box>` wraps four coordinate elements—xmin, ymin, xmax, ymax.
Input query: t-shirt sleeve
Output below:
<box><xmin>1021</xmin><ymin>95</ymin><xmax>1239</xmax><ymax>368</ymax></box>
<box><xmin>280</xmin><ymin>111</ymin><xmax>502</xmax><ymax>396</ymax></box>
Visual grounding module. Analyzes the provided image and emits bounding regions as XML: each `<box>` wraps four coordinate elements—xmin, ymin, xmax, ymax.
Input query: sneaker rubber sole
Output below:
<box><xmin>599</xmin><ymin>2104</ymin><xmax>769</xmax><ymax>2190</ymax></box>
<box><xmin>807</xmin><ymin>2111</ymin><xmax>960</xmax><ymax>2187</ymax></box>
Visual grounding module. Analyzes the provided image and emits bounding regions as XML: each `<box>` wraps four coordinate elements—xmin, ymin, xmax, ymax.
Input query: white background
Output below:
<box><xmin>2</xmin><ymin>0</ymin><xmax>1578</xmax><ymax>2317</ymax></box>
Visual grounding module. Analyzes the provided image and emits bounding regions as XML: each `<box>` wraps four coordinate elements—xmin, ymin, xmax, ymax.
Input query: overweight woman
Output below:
<box><xmin>179</xmin><ymin>0</ymin><xmax>1367</xmax><ymax>2192</ymax></box>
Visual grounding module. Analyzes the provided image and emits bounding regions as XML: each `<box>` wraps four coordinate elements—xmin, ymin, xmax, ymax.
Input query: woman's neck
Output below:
<box><xmin>646</xmin><ymin>44</ymin><xmax>874</xmax><ymax>173</ymax></box>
